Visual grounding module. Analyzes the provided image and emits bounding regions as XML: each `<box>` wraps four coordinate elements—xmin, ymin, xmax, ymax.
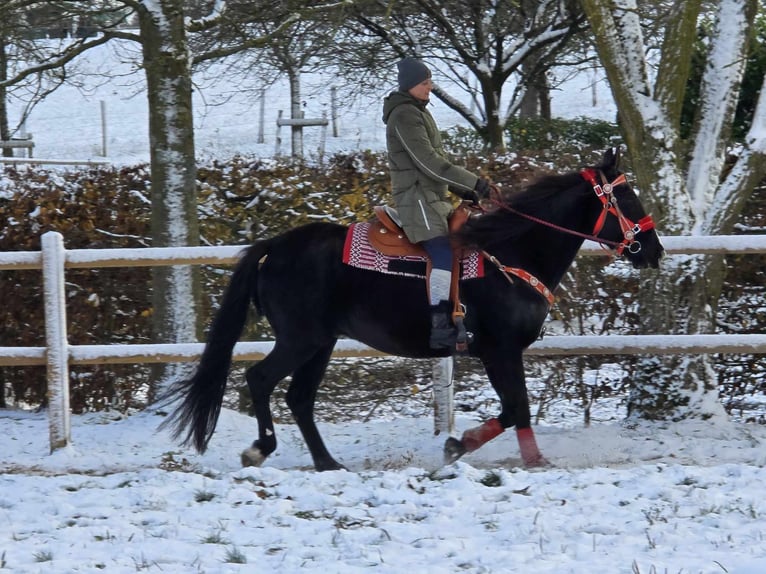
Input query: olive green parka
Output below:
<box><xmin>382</xmin><ymin>91</ymin><xmax>479</xmax><ymax>244</ymax></box>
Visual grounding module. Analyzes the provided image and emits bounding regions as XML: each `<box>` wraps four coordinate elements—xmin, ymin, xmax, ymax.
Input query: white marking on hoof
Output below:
<box><xmin>241</xmin><ymin>446</ymin><xmax>266</xmax><ymax>467</ymax></box>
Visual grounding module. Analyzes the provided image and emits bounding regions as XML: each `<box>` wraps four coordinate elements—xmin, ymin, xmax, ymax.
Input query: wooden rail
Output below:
<box><xmin>0</xmin><ymin>157</ymin><xmax>110</xmax><ymax>166</ymax></box>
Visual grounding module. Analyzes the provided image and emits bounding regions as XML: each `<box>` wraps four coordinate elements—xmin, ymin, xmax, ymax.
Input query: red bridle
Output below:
<box><xmin>580</xmin><ymin>168</ymin><xmax>655</xmax><ymax>256</ymax></box>
<box><xmin>478</xmin><ymin>169</ymin><xmax>656</xmax><ymax>307</ymax></box>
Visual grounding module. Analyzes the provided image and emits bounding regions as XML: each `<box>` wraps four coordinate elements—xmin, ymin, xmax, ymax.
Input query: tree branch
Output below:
<box><xmin>686</xmin><ymin>0</ymin><xmax>758</xmax><ymax>227</ymax></box>
<box><xmin>191</xmin><ymin>13</ymin><xmax>301</xmax><ymax>65</ymax></box>
<box><xmin>703</xmin><ymin>73</ymin><xmax>766</xmax><ymax>233</ymax></box>
<box><xmin>654</xmin><ymin>0</ymin><xmax>701</xmax><ymax>125</ymax></box>
<box><xmin>0</xmin><ymin>32</ymin><xmax>138</xmax><ymax>89</ymax></box>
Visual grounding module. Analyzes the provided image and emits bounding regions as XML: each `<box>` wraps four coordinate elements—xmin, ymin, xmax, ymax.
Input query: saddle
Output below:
<box><xmin>368</xmin><ymin>204</ymin><xmax>472</xmax><ymax>257</ymax></box>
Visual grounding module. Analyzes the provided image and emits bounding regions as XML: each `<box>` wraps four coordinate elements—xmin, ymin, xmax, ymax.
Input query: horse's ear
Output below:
<box><xmin>601</xmin><ymin>147</ymin><xmax>621</xmax><ymax>172</ymax></box>
<box><xmin>601</xmin><ymin>147</ymin><xmax>620</xmax><ymax>169</ymax></box>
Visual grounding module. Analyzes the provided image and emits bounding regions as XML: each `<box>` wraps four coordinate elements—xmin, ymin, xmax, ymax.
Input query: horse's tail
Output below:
<box><xmin>158</xmin><ymin>239</ymin><xmax>271</xmax><ymax>453</ymax></box>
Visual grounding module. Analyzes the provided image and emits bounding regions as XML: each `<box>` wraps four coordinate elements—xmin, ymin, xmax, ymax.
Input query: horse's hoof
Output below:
<box><xmin>443</xmin><ymin>437</ymin><xmax>467</xmax><ymax>464</ymax></box>
<box><xmin>315</xmin><ymin>460</ymin><xmax>347</xmax><ymax>472</ymax></box>
<box><xmin>523</xmin><ymin>454</ymin><xmax>551</xmax><ymax>469</ymax></box>
<box><xmin>241</xmin><ymin>446</ymin><xmax>266</xmax><ymax>467</ymax></box>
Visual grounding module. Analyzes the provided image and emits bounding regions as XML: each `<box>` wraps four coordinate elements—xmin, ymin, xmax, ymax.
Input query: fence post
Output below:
<box><xmin>41</xmin><ymin>231</ymin><xmax>71</xmax><ymax>452</ymax></box>
<box><xmin>257</xmin><ymin>89</ymin><xmax>265</xmax><ymax>144</ymax></box>
<box><xmin>432</xmin><ymin>357</ymin><xmax>454</xmax><ymax>436</ymax></box>
<box><xmin>330</xmin><ymin>86</ymin><xmax>339</xmax><ymax>137</ymax></box>
<box><xmin>100</xmin><ymin>100</ymin><xmax>108</xmax><ymax>156</ymax></box>
<box><xmin>275</xmin><ymin>110</ymin><xmax>283</xmax><ymax>155</ymax></box>
<box><xmin>319</xmin><ymin>110</ymin><xmax>327</xmax><ymax>161</ymax></box>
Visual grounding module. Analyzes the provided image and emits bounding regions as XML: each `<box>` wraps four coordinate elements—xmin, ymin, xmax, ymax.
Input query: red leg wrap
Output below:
<box><xmin>516</xmin><ymin>427</ymin><xmax>547</xmax><ymax>467</ymax></box>
<box><xmin>461</xmin><ymin>418</ymin><xmax>504</xmax><ymax>452</ymax></box>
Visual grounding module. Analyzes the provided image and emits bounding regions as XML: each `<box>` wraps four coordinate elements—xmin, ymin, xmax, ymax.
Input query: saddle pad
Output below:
<box><xmin>342</xmin><ymin>222</ymin><xmax>484</xmax><ymax>279</ymax></box>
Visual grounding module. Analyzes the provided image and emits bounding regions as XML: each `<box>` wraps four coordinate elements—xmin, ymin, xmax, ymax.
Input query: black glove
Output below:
<box><xmin>474</xmin><ymin>178</ymin><xmax>492</xmax><ymax>200</ymax></box>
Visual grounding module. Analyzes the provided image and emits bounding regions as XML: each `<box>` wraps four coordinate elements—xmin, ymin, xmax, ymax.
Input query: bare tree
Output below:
<box><xmin>0</xmin><ymin>1</ymin><xmax>125</xmax><ymax>154</ymax></box>
<box><xmin>188</xmin><ymin>1</ymin><xmax>351</xmax><ymax>157</ymax></box>
<box><xmin>343</xmin><ymin>0</ymin><xmax>587</xmax><ymax>151</ymax></box>
<box><xmin>581</xmin><ymin>0</ymin><xmax>766</xmax><ymax>420</ymax></box>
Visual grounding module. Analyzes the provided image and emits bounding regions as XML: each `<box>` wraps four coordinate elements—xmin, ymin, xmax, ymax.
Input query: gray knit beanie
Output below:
<box><xmin>397</xmin><ymin>57</ymin><xmax>431</xmax><ymax>91</ymax></box>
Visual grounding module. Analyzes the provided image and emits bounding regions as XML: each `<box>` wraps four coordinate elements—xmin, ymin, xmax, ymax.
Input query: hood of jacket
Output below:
<box><xmin>382</xmin><ymin>90</ymin><xmax>428</xmax><ymax>124</ymax></box>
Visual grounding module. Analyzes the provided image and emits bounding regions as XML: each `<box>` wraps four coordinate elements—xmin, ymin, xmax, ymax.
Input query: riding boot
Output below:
<box><xmin>429</xmin><ymin>300</ymin><xmax>457</xmax><ymax>350</ymax></box>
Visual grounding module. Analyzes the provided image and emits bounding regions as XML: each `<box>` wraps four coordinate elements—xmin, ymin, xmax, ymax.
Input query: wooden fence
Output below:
<box><xmin>0</xmin><ymin>157</ymin><xmax>110</xmax><ymax>167</ymax></box>
<box><xmin>2</xmin><ymin>231</ymin><xmax>766</xmax><ymax>453</ymax></box>
<box><xmin>0</xmin><ymin>136</ymin><xmax>35</xmax><ymax>157</ymax></box>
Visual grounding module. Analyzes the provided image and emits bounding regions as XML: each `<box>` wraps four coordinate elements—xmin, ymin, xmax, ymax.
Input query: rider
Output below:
<box><xmin>382</xmin><ymin>56</ymin><xmax>492</xmax><ymax>350</ymax></box>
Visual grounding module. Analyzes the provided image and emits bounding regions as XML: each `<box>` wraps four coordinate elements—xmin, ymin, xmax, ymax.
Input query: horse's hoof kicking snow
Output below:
<box><xmin>523</xmin><ymin>455</ymin><xmax>551</xmax><ymax>469</ymax></box>
<box><xmin>443</xmin><ymin>437</ymin><xmax>467</xmax><ymax>464</ymax></box>
<box><xmin>241</xmin><ymin>446</ymin><xmax>266</xmax><ymax>467</ymax></box>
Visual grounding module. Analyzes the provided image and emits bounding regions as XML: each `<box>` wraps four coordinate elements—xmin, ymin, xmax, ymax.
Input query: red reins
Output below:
<box><xmin>478</xmin><ymin>169</ymin><xmax>656</xmax><ymax>307</ymax></box>
<box><xmin>487</xmin><ymin>169</ymin><xmax>655</xmax><ymax>256</ymax></box>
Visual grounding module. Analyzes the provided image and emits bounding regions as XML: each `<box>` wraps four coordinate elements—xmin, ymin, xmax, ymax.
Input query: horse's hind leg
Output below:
<box><xmin>241</xmin><ymin>343</ymin><xmax>315</xmax><ymax>468</ymax></box>
<box><xmin>285</xmin><ymin>341</ymin><xmax>343</xmax><ymax>471</ymax></box>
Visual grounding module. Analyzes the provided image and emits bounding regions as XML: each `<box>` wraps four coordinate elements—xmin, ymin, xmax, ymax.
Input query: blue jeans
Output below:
<box><xmin>421</xmin><ymin>236</ymin><xmax>452</xmax><ymax>305</ymax></box>
<box><xmin>421</xmin><ymin>235</ymin><xmax>452</xmax><ymax>271</ymax></box>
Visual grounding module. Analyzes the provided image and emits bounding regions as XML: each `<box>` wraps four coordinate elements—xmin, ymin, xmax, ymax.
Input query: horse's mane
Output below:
<box><xmin>455</xmin><ymin>169</ymin><xmax>589</xmax><ymax>251</ymax></box>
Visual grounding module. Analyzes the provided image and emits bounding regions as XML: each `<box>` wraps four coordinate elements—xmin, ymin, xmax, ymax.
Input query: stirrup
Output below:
<box><xmin>451</xmin><ymin>304</ymin><xmax>473</xmax><ymax>353</ymax></box>
<box><xmin>453</xmin><ymin>314</ymin><xmax>470</xmax><ymax>352</ymax></box>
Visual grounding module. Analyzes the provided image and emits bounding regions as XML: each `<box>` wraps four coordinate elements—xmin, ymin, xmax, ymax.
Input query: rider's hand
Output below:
<box><xmin>474</xmin><ymin>178</ymin><xmax>492</xmax><ymax>202</ymax></box>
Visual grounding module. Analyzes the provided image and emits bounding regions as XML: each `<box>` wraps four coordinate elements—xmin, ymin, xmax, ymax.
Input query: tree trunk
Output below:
<box><xmin>539</xmin><ymin>77</ymin><xmax>551</xmax><ymax>121</ymax></box>
<box><xmin>519</xmin><ymin>87</ymin><xmax>538</xmax><ymax>119</ymax></box>
<box><xmin>519</xmin><ymin>64</ymin><xmax>551</xmax><ymax>121</ymax></box>
<box><xmin>137</xmin><ymin>0</ymin><xmax>200</xmax><ymax>399</ymax></box>
<box><xmin>579</xmin><ymin>0</ymin><xmax>765</xmax><ymax>421</ymax></box>
<box><xmin>288</xmin><ymin>68</ymin><xmax>303</xmax><ymax>158</ymax></box>
<box><xmin>483</xmin><ymin>79</ymin><xmax>506</xmax><ymax>152</ymax></box>
<box><xmin>0</xmin><ymin>36</ymin><xmax>12</xmax><ymax>157</ymax></box>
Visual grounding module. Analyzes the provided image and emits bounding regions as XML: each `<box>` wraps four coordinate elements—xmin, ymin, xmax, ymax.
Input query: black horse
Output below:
<box><xmin>160</xmin><ymin>148</ymin><xmax>664</xmax><ymax>471</ymax></box>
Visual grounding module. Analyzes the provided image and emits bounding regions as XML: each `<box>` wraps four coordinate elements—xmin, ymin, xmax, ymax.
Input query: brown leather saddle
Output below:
<box><xmin>368</xmin><ymin>204</ymin><xmax>472</xmax><ymax>257</ymax></box>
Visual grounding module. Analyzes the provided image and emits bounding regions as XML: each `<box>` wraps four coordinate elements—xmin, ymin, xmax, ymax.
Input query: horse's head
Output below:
<box><xmin>585</xmin><ymin>148</ymin><xmax>664</xmax><ymax>269</ymax></box>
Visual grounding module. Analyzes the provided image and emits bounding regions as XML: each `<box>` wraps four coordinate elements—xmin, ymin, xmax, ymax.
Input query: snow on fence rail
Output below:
<box><xmin>0</xmin><ymin>157</ymin><xmax>110</xmax><ymax>167</ymax></box>
<box><xmin>3</xmin><ymin>231</ymin><xmax>766</xmax><ymax>453</ymax></box>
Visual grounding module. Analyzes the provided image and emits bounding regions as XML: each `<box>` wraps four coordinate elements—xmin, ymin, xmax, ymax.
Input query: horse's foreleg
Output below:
<box><xmin>444</xmin><ymin>352</ymin><xmax>549</xmax><ymax>467</ymax></box>
<box><xmin>444</xmin><ymin>418</ymin><xmax>504</xmax><ymax>463</ymax></box>
<box><xmin>461</xmin><ymin>418</ymin><xmax>504</xmax><ymax>450</ymax></box>
<box><xmin>444</xmin><ymin>420</ymin><xmax>547</xmax><ymax>466</ymax></box>
<box><xmin>515</xmin><ymin>427</ymin><xmax>547</xmax><ymax>467</ymax></box>
<box><xmin>285</xmin><ymin>342</ymin><xmax>345</xmax><ymax>472</ymax></box>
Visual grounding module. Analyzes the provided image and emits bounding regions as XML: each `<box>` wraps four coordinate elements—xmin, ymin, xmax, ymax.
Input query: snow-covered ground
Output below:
<box><xmin>2</xmin><ymin>408</ymin><xmax>765</xmax><ymax>573</ymax></box>
<box><xmin>3</xmin><ymin>39</ymin><xmax>766</xmax><ymax>574</ymax></box>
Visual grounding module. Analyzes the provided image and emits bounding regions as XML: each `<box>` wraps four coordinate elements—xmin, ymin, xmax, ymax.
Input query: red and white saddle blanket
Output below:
<box><xmin>342</xmin><ymin>222</ymin><xmax>484</xmax><ymax>280</ymax></box>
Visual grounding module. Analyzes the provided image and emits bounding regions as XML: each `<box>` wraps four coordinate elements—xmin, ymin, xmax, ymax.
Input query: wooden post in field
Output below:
<box><xmin>330</xmin><ymin>86</ymin><xmax>339</xmax><ymax>137</ymax></box>
<box><xmin>100</xmin><ymin>100</ymin><xmax>108</xmax><ymax>156</ymax></box>
<box><xmin>257</xmin><ymin>89</ymin><xmax>265</xmax><ymax>144</ymax></box>
<box><xmin>41</xmin><ymin>231</ymin><xmax>71</xmax><ymax>452</ymax></box>
<box><xmin>319</xmin><ymin>111</ymin><xmax>327</xmax><ymax>160</ymax></box>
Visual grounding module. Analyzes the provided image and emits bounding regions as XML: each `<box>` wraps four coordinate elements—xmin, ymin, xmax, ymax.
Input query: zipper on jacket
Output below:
<box><xmin>418</xmin><ymin>199</ymin><xmax>431</xmax><ymax>230</ymax></box>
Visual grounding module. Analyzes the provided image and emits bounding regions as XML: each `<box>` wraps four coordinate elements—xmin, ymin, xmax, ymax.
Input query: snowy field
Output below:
<box><xmin>4</xmin><ymin>40</ymin><xmax>616</xmax><ymax>165</ymax></box>
<box><xmin>2</xmin><ymin>408</ymin><xmax>766</xmax><ymax>573</ymax></box>
<box><xmin>2</xmin><ymin>40</ymin><xmax>766</xmax><ymax>574</ymax></box>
